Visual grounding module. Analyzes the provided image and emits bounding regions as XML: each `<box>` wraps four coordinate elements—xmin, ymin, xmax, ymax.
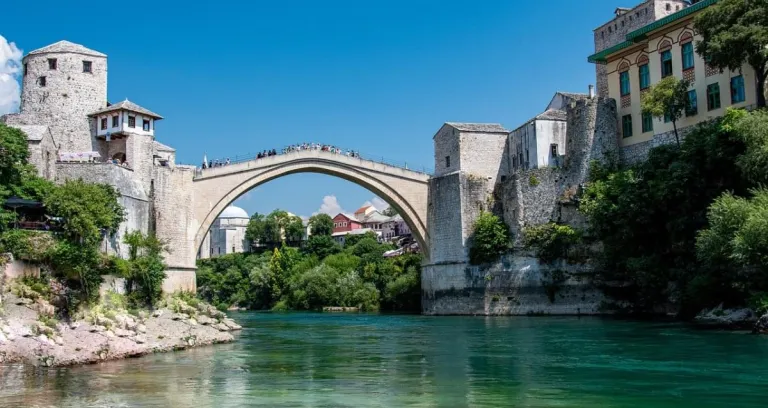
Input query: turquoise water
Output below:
<box><xmin>1</xmin><ymin>313</ymin><xmax>767</xmax><ymax>407</ymax></box>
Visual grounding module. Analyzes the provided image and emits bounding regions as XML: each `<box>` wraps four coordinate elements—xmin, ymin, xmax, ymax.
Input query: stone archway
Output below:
<box><xmin>190</xmin><ymin>150</ymin><xmax>431</xmax><ymax>263</ymax></box>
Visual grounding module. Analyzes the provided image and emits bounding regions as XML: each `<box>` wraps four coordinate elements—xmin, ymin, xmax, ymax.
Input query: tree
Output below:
<box><xmin>44</xmin><ymin>180</ymin><xmax>125</xmax><ymax>246</ymax></box>
<box><xmin>694</xmin><ymin>0</ymin><xmax>768</xmax><ymax>108</ymax></box>
<box><xmin>305</xmin><ymin>235</ymin><xmax>341</xmax><ymax>259</ymax></box>
<box><xmin>468</xmin><ymin>212</ymin><xmax>510</xmax><ymax>265</ymax></box>
<box><xmin>284</xmin><ymin>215</ymin><xmax>305</xmax><ymax>245</ymax></box>
<box><xmin>123</xmin><ymin>231</ymin><xmax>168</xmax><ymax>307</ymax></box>
<box><xmin>381</xmin><ymin>206</ymin><xmax>398</xmax><ymax>217</ymax></box>
<box><xmin>308</xmin><ymin>213</ymin><xmax>334</xmax><ymax>236</ymax></box>
<box><xmin>641</xmin><ymin>76</ymin><xmax>691</xmax><ymax>147</ymax></box>
<box><xmin>245</xmin><ymin>213</ymin><xmax>266</xmax><ymax>246</ymax></box>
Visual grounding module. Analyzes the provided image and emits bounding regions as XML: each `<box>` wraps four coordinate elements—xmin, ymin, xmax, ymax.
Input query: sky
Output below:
<box><xmin>1</xmin><ymin>0</ymin><xmax>620</xmax><ymax>219</ymax></box>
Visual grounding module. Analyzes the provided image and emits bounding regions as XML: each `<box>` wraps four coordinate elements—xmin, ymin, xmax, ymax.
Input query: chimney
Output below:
<box><xmin>588</xmin><ymin>85</ymin><xmax>595</xmax><ymax>99</ymax></box>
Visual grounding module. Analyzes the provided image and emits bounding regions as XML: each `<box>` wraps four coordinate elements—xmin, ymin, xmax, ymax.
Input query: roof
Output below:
<box><xmin>535</xmin><ymin>109</ymin><xmax>568</xmax><ymax>121</ymax></box>
<box><xmin>11</xmin><ymin>125</ymin><xmax>49</xmax><ymax>141</ymax></box>
<box><xmin>332</xmin><ymin>228</ymin><xmax>379</xmax><ymax>237</ymax></box>
<box><xmin>354</xmin><ymin>205</ymin><xmax>372</xmax><ymax>215</ymax></box>
<box><xmin>88</xmin><ymin>100</ymin><xmax>163</xmax><ymax>119</ymax></box>
<box><xmin>589</xmin><ymin>0</ymin><xmax>719</xmax><ymax>63</ymax></box>
<box><xmin>153</xmin><ymin>141</ymin><xmax>176</xmax><ymax>152</ymax></box>
<box><xmin>219</xmin><ymin>206</ymin><xmax>249</xmax><ymax>219</ymax></box>
<box><xmin>555</xmin><ymin>92</ymin><xmax>589</xmax><ymax>101</ymax></box>
<box><xmin>445</xmin><ymin>122</ymin><xmax>509</xmax><ymax>133</ymax></box>
<box><xmin>362</xmin><ymin>212</ymin><xmax>390</xmax><ymax>223</ymax></box>
<box><xmin>334</xmin><ymin>213</ymin><xmax>360</xmax><ymax>222</ymax></box>
<box><xmin>26</xmin><ymin>40</ymin><xmax>106</xmax><ymax>58</ymax></box>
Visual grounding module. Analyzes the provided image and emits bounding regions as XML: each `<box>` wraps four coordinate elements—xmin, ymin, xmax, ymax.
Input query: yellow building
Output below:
<box><xmin>588</xmin><ymin>0</ymin><xmax>759</xmax><ymax>162</ymax></box>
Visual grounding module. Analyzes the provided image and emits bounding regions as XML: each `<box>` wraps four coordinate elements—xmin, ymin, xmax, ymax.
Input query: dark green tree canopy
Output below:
<box><xmin>308</xmin><ymin>213</ymin><xmax>334</xmax><ymax>236</ymax></box>
<box><xmin>694</xmin><ymin>0</ymin><xmax>768</xmax><ymax>107</ymax></box>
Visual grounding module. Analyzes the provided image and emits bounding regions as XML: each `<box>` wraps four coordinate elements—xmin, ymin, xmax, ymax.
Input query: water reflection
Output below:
<box><xmin>1</xmin><ymin>313</ymin><xmax>768</xmax><ymax>407</ymax></box>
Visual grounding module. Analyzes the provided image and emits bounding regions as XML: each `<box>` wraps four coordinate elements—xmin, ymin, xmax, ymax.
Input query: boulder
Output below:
<box><xmin>136</xmin><ymin>324</ymin><xmax>147</xmax><ymax>333</ymax></box>
<box><xmin>187</xmin><ymin>318</ymin><xmax>198</xmax><ymax>326</ymax></box>
<box><xmin>134</xmin><ymin>334</ymin><xmax>147</xmax><ymax>344</ymax></box>
<box><xmin>0</xmin><ymin>332</ymin><xmax>7</xmax><ymax>343</ymax></box>
<box><xmin>171</xmin><ymin>313</ymin><xmax>186</xmax><ymax>321</ymax></box>
<box><xmin>15</xmin><ymin>298</ymin><xmax>33</xmax><ymax>306</ymax></box>
<box><xmin>212</xmin><ymin>323</ymin><xmax>230</xmax><ymax>332</ymax></box>
<box><xmin>222</xmin><ymin>318</ymin><xmax>242</xmax><ymax>331</ymax></box>
<box><xmin>54</xmin><ymin>336</ymin><xmax>64</xmax><ymax>346</ymax></box>
<box><xmin>114</xmin><ymin>328</ymin><xmax>134</xmax><ymax>338</ymax></box>
<box><xmin>753</xmin><ymin>313</ymin><xmax>768</xmax><ymax>334</ymax></box>
<box><xmin>115</xmin><ymin>315</ymin><xmax>137</xmax><ymax>330</ymax></box>
<box><xmin>89</xmin><ymin>325</ymin><xmax>106</xmax><ymax>333</ymax></box>
<box><xmin>197</xmin><ymin>315</ymin><xmax>214</xmax><ymax>326</ymax></box>
<box><xmin>69</xmin><ymin>322</ymin><xmax>81</xmax><ymax>330</ymax></box>
<box><xmin>94</xmin><ymin>315</ymin><xmax>114</xmax><ymax>328</ymax></box>
<box><xmin>152</xmin><ymin>309</ymin><xmax>163</xmax><ymax>318</ymax></box>
<box><xmin>18</xmin><ymin>326</ymin><xmax>33</xmax><ymax>338</ymax></box>
<box><xmin>694</xmin><ymin>304</ymin><xmax>757</xmax><ymax>328</ymax></box>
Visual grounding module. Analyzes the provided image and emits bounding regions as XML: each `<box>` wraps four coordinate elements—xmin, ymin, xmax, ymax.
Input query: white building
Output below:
<box><xmin>509</xmin><ymin>92</ymin><xmax>587</xmax><ymax>171</ymax></box>
<box><xmin>202</xmin><ymin>206</ymin><xmax>250</xmax><ymax>258</ymax></box>
<box><xmin>382</xmin><ymin>214</ymin><xmax>412</xmax><ymax>241</ymax></box>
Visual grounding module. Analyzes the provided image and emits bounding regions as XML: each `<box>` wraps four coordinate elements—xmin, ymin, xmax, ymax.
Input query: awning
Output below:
<box><xmin>2</xmin><ymin>196</ymin><xmax>44</xmax><ymax>209</ymax></box>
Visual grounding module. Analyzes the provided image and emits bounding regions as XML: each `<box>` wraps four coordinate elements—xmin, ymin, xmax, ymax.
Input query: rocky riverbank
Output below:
<box><xmin>0</xmin><ymin>292</ymin><xmax>241</xmax><ymax>367</ymax></box>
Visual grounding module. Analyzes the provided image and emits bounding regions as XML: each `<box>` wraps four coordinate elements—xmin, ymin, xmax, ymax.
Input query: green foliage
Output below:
<box><xmin>50</xmin><ymin>241</ymin><xmax>103</xmax><ymax>303</ymax></box>
<box><xmin>381</xmin><ymin>207</ymin><xmax>398</xmax><ymax>217</ymax></box>
<box><xmin>246</xmin><ymin>210</ymin><xmax>305</xmax><ymax>247</ymax></box>
<box><xmin>196</xmin><ymin>233</ymin><xmax>422</xmax><ymax>312</ymax></box>
<box><xmin>694</xmin><ymin>0</ymin><xmax>768</xmax><ymax>107</ymax></box>
<box><xmin>641</xmin><ymin>76</ymin><xmax>691</xmax><ymax>146</ymax></box>
<box><xmin>749</xmin><ymin>292</ymin><xmax>768</xmax><ymax>315</ymax></box>
<box><xmin>343</xmin><ymin>231</ymin><xmax>379</xmax><ymax>247</ymax></box>
<box><xmin>123</xmin><ymin>231</ymin><xmax>167</xmax><ymax>308</ymax></box>
<box><xmin>730</xmin><ymin>109</ymin><xmax>768</xmax><ymax>185</ymax></box>
<box><xmin>245</xmin><ymin>213</ymin><xmax>266</xmax><ymax>245</ymax></box>
<box><xmin>305</xmin><ymin>235</ymin><xmax>341</xmax><ymax>259</ymax></box>
<box><xmin>308</xmin><ymin>213</ymin><xmax>334</xmax><ymax>236</ymax></box>
<box><xmin>522</xmin><ymin>223</ymin><xmax>580</xmax><ymax>263</ymax></box>
<box><xmin>528</xmin><ymin>174</ymin><xmax>540</xmax><ymax>187</ymax></box>
<box><xmin>44</xmin><ymin>180</ymin><xmax>125</xmax><ymax>246</ymax></box>
<box><xmin>468</xmin><ymin>212</ymin><xmax>510</xmax><ymax>265</ymax></box>
<box><xmin>579</xmin><ymin>114</ymin><xmax>758</xmax><ymax>316</ymax></box>
<box><xmin>0</xmin><ymin>230</ymin><xmax>56</xmax><ymax>262</ymax></box>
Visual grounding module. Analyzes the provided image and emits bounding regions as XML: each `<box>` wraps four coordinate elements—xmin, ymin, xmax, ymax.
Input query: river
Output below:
<box><xmin>1</xmin><ymin>312</ymin><xmax>766</xmax><ymax>407</ymax></box>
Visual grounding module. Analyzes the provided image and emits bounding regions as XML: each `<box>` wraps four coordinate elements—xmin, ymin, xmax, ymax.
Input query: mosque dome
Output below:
<box><xmin>218</xmin><ymin>206</ymin><xmax>249</xmax><ymax>219</ymax></box>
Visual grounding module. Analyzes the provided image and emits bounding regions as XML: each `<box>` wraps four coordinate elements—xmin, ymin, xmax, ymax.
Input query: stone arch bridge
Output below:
<box><xmin>189</xmin><ymin>149</ymin><xmax>431</xmax><ymax>263</ymax></box>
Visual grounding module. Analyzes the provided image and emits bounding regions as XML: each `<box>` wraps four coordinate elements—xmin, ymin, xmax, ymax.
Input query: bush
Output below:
<box><xmin>0</xmin><ymin>230</ymin><xmax>56</xmax><ymax>262</ymax></box>
<box><xmin>522</xmin><ymin>223</ymin><xmax>580</xmax><ymax>263</ymax></box>
<box><xmin>468</xmin><ymin>212</ymin><xmax>510</xmax><ymax>265</ymax></box>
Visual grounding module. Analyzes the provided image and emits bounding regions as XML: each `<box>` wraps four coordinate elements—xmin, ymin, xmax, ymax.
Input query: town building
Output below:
<box><xmin>588</xmin><ymin>0</ymin><xmax>761</xmax><ymax>163</ymax></box>
<box><xmin>360</xmin><ymin>210</ymin><xmax>389</xmax><ymax>233</ymax></box>
<box><xmin>332</xmin><ymin>213</ymin><xmax>362</xmax><ymax>235</ymax></box>
<box><xmin>331</xmin><ymin>228</ymin><xmax>381</xmax><ymax>246</ymax></box>
<box><xmin>382</xmin><ymin>214</ymin><xmax>411</xmax><ymax>241</ymax></box>
<box><xmin>1</xmin><ymin>40</ymin><xmax>197</xmax><ymax>292</ymax></box>
<box><xmin>201</xmin><ymin>206</ymin><xmax>250</xmax><ymax>258</ymax></box>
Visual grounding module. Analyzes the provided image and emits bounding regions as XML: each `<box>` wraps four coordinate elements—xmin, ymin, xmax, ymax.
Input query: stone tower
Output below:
<box><xmin>17</xmin><ymin>40</ymin><xmax>107</xmax><ymax>153</ymax></box>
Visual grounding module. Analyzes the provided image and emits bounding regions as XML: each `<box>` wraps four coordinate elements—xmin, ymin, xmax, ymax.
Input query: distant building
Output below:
<box><xmin>360</xmin><ymin>210</ymin><xmax>389</xmax><ymax>233</ymax></box>
<box><xmin>354</xmin><ymin>205</ymin><xmax>376</xmax><ymax>219</ymax></box>
<box><xmin>199</xmin><ymin>206</ymin><xmax>249</xmax><ymax>258</ymax></box>
<box><xmin>332</xmin><ymin>213</ymin><xmax>362</xmax><ymax>235</ymax></box>
<box><xmin>382</xmin><ymin>214</ymin><xmax>411</xmax><ymax>241</ymax></box>
<box><xmin>332</xmin><ymin>228</ymin><xmax>381</xmax><ymax>246</ymax></box>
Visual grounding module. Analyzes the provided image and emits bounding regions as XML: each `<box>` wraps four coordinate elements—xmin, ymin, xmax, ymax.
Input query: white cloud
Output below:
<box><xmin>0</xmin><ymin>36</ymin><xmax>22</xmax><ymax>116</ymax></box>
<box><xmin>314</xmin><ymin>195</ymin><xmax>345</xmax><ymax>216</ymax></box>
<box><xmin>361</xmin><ymin>197</ymin><xmax>389</xmax><ymax>212</ymax></box>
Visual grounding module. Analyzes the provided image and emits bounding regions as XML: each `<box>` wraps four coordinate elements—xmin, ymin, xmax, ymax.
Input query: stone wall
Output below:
<box><xmin>459</xmin><ymin>131</ymin><xmax>508</xmax><ymax>186</ymax></box>
<box><xmin>16</xmin><ymin>51</ymin><xmax>107</xmax><ymax>153</ymax></box>
<box><xmin>433</xmin><ymin>126</ymin><xmax>460</xmax><ymax>176</ymax></box>
<box><xmin>501</xmin><ymin>167</ymin><xmax>562</xmax><ymax>241</ymax></box>
<box><xmin>422</xmin><ymin>256</ymin><xmax>603</xmax><ymax>315</ymax></box>
<box><xmin>152</xmin><ymin>165</ymin><xmax>197</xmax><ymax>272</ymax></box>
<box><xmin>56</xmin><ymin>162</ymin><xmax>150</xmax><ymax>259</ymax></box>
<box><xmin>427</xmin><ymin>173</ymin><xmax>465</xmax><ymax>264</ymax></box>
<box><xmin>27</xmin><ymin>136</ymin><xmax>57</xmax><ymax>180</ymax></box>
<box><xmin>563</xmin><ymin>97</ymin><xmax>619</xmax><ymax>188</ymax></box>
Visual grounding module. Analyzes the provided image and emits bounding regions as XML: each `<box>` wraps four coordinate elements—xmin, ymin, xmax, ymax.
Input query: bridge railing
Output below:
<box><xmin>192</xmin><ymin>144</ymin><xmax>434</xmax><ymax>178</ymax></box>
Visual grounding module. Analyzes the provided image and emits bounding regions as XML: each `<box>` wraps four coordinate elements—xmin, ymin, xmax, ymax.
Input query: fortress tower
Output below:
<box><xmin>12</xmin><ymin>40</ymin><xmax>107</xmax><ymax>153</ymax></box>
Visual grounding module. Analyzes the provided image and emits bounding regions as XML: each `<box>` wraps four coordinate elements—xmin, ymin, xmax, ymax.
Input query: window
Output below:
<box><xmin>682</xmin><ymin>42</ymin><xmax>695</xmax><ymax>70</ymax></box>
<box><xmin>83</xmin><ymin>61</ymin><xmax>92</xmax><ymax>73</ymax></box>
<box><xmin>686</xmin><ymin>90</ymin><xmax>698</xmax><ymax>116</ymax></box>
<box><xmin>550</xmin><ymin>144</ymin><xmax>558</xmax><ymax>156</ymax></box>
<box><xmin>664</xmin><ymin>111</ymin><xmax>672</xmax><ymax>123</ymax></box>
<box><xmin>48</xmin><ymin>58</ymin><xmax>57</xmax><ymax>70</ymax></box>
<box><xmin>100</xmin><ymin>118</ymin><xmax>107</xmax><ymax>130</ymax></box>
<box><xmin>143</xmin><ymin>119</ymin><xmax>150</xmax><ymax>132</ymax></box>
<box><xmin>112</xmin><ymin>115</ymin><xmax>119</xmax><ymax>127</ymax></box>
<box><xmin>445</xmin><ymin>156</ymin><xmax>450</xmax><ymax>168</ymax></box>
<box><xmin>622</xmin><ymin>114</ymin><xmax>633</xmax><ymax>138</ymax></box>
<box><xmin>620</xmin><ymin>71</ymin><xmax>631</xmax><ymax>96</ymax></box>
<box><xmin>666</xmin><ymin>3</ymin><xmax>671</xmax><ymax>11</ymax></box>
<box><xmin>128</xmin><ymin>116</ymin><xmax>136</xmax><ymax>128</ymax></box>
<box><xmin>23</xmin><ymin>63</ymin><xmax>27</xmax><ymax>76</ymax></box>
<box><xmin>642</xmin><ymin>112</ymin><xmax>654</xmax><ymax>133</ymax></box>
<box><xmin>731</xmin><ymin>75</ymin><xmax>745</xmax><ymax>104</ymax></box>
<box><xmin>661</xmin><ymin>50</ymin><xmax>673</xmax><ymax>78</ymax></box>
<box><xmin>39</xmin><ymin>76</ymin><xmax>46</xmax><ymax>87</ymax></box>
<box><xmin>639</xmin><ymin>64</ymin><xmax>650</xmax><ymax>89</ymax></box>
<box><xmin>707</xmin><ymin>83</ymin><xmax>721</xmax><ymax>111</ymax></box>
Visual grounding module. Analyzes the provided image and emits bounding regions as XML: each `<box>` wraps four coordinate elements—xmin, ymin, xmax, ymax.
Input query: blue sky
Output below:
<box><xmin>1</xmin><ymin>0</ymin><xmax>619</xmax><ymax>219</ymax></box>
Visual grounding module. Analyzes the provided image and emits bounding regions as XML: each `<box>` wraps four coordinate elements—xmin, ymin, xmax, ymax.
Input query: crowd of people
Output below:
<box><xmin>201</xmin><ymin>144</ymin><xmax>361</xmax><ymax>170</ymax></box>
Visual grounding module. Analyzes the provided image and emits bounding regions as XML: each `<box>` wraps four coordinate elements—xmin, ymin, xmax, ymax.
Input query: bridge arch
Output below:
<box><xmin>191</xmin><ymin>150</ymin><xmax>430</xmax><ymax>259</ymax></box>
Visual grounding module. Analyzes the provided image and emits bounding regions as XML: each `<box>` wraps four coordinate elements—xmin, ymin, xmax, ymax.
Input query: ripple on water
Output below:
<box><xmin>1</xmin><ymin>313</ymin><xmax>768</xmax><ymax>408</ymax></box>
